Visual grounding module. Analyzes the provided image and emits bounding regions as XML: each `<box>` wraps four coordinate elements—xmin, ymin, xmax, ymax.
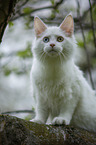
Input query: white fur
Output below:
<box><xmin>30</xmin><ymin>20</ymin><xmax>96</xmax><ymax>132</ymax></box>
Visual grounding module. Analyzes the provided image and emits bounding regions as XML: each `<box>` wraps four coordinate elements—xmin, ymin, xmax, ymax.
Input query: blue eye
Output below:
<box><xmin>43</xmin><ymin>37</ymin><xmax>49</xmax><ymax>43</ymax></box>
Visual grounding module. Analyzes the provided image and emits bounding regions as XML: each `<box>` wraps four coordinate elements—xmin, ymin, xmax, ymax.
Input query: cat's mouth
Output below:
<box><xmin>47</xmin><ymin>49</ymin><xmax>59</xmax><ymax>57</ymax></box>
<box><xmin>44</xmin><ymin>46</ymin><xmax>60</xmax><ymax>57</ymax></box>
<box><xmin>49</xmin><ymin>50</ymin><xmax>57</xmax><ymax>53</ymax></box>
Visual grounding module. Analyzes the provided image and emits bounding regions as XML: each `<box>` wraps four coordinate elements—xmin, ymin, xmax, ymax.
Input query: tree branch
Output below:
<box><xmin>0</xmin><ymin>115</ymin><xmax>96</xmax><ymax>145</ymax></box>
<box><xmin>76</xmin><ymin>0</ymin><xmax>95</xmax><ymax>90</ymax></box>
<box><xmin>11</xmin><ymin>0</ymin><xmax>64</xmax><ymax>21</ymax></box>
<box><xmin>1</xmin><ymin>110</ymin><xmax>34</xmax><ymax>115</ymax></box>
<box><xmin>89</xmin><ymin>0</ymin><xmax>96</xmax><ymax>50</ymax></box>
<box><xmin>0</xmin><ymin>0</ymin><xmax>17</xmax><ymax>43</ymax></box>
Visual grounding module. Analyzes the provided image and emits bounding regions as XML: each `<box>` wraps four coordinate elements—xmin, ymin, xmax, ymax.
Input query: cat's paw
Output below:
<box><xmin>30</xmin><ymin>118</ymin><xmax>44</xmax><ymax>124</ymax></box>
<box><xmin>52</xmin><ymin>117</ymin><xmax>70</xmax><ymax>125</ymax></box>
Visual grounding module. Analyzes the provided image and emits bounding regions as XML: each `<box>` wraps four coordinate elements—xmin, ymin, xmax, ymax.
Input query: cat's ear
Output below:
<box><xmin>34</xmin><ymin>16</ymin><xmax>47</xmax><ymax>38</ymax></box>
<box><xmin>59</xmin><ymin>14</ymin><xmax>74</xmax><ymax>37</ymax></box>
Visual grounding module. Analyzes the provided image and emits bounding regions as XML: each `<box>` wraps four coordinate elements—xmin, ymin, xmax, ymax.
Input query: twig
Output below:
<box><xmin>11</xmin><ymin>0</ymin><xmax>64</xmax><ymax>21</ymax></box>
<box><xmin>76</xmin><ymin>0</ymin><xmax>95</xmax><ymax>90</ymax></box>
<box><xmin>81</xmin><ymin>1</ymin><xmax>95</xmax><ymax>21</ymax></box>
<box><xmin>89</xmin><ymin>0</ymin><xmax>96</xmax><ymax>50</ymax></box>
<box><xmin>1</xmin><ymin>110</ymin><xmax>34</xmax><ymax>114</ymax></box>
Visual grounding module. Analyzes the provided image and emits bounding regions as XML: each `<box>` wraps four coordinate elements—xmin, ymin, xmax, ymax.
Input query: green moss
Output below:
<box><xmin>0</xmin><ymin>115</ymin><xmax>96</xmax><ymax>145</ymax></box>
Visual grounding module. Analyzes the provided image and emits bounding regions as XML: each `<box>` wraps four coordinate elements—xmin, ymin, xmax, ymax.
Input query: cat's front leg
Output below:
<box><xmin>52</xmin><ymin>96</ymin><xmax>78</xmax><ymax>125</ymax></box>
<box><xmin>30</xmin><ymin>100</ymin><xmax>48</xmax><ymax>124</ymax></box>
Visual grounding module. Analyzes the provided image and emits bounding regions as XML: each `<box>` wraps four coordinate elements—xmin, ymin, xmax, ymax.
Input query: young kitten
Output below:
<box><xmin>30</xmin><ymin>14</ymin><xmax>96</xmax><ymax>132</ymax></box>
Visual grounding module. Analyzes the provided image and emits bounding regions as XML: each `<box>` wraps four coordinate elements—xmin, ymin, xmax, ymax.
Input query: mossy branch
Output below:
<box><xmin>0</xmin><ymin>115</ymin><xmax>96</xmax><ymax>145</ymax></box>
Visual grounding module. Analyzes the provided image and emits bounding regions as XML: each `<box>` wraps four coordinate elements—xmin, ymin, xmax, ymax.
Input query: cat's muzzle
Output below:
<box><xmin>47</xmin><ymin>48</ymin><xmax>59</xmax><ymax>57</ymax></box>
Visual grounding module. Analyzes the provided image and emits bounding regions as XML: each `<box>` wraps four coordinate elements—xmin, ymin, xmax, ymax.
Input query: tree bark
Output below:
<box><xmin>0</xmin><ymin>115</ymin><xmax>96</xmax><ymax>145</ymax></box>
<box><xmin>0</xmin><ymin>0</ymin><xmax>17</xmax><ymax>43</ymax></box>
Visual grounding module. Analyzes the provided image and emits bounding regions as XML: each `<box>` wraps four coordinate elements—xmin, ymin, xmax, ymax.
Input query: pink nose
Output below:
<box><xmin>50</xmin><ymin>43</ymin><xmax>55</xmax><ymax>48</ymax></box>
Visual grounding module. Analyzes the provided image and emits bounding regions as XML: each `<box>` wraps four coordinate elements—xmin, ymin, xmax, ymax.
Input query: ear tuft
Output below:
<box><xmin>34</xmin><ymin>16</ymin><xmax>47</xmax><ymax>38</ymax></box>
<box><xmin>60</xmin><ymin>14</ymin><xmax>74</xmax><ymax>37</ymax></box>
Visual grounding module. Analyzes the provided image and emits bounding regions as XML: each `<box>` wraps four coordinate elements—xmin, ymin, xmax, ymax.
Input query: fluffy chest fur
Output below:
<box><xmin>31</xmin><ymin>58</ymin><xmax>78</xmax><ymax>113</ymax></box>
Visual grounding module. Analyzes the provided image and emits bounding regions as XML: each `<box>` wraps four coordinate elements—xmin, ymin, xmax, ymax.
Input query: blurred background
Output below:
<box><xmin>0</xmin><ymin>0</ymin><xmax>96</xmax><ymax>119</ymax></box>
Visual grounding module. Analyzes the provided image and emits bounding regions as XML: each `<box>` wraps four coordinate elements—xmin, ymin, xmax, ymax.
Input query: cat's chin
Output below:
<box><xmin>46</xmin><ymin>51</ymin><xmax>59</xmax><ymax>57</ymax></box>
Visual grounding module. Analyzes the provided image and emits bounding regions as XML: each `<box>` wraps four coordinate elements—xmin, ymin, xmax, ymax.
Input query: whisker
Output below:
<box><xmin>60</xmin><ymin>51</ymin><xmax>66</xmax><ymax>60</ymax></box>
<box><xmin>64</xmin><ymin>49</ymin><xmax>70</xmax><ymax>57</ymax></box>
<box><xmin>61</xmin><ymin>49</ymin><xmax>70</xmax><ymax>60</ymax></box>
<box><xmin>42</xmin><ymin>53</ymin><xmax>45</xmax><ymax>62</ymax></box>
<box><xmin>39</xmin><ymin>51</ymin><xmax>45</xmax><ymax>62</ymax></box>
<box><xmin>59</xmin><ymin>53</ymin><xmax>63</xmax><ymax>65</ymax></box>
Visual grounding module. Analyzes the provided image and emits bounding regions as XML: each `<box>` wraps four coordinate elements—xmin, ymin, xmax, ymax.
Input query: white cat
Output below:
<box><xmin>30</xmin><ymin>14</ymin><xmax>96</xmax><ymax>132</ymax></box>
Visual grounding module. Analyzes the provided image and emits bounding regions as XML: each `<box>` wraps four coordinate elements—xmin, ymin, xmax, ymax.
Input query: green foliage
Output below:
<box><xmin>78</xmin><ymin>30</ymin><xmax>94</xmax><ymax>49</ymax></box>
<box><xmin>55</xmin><ymin>9</ymin><xmax>59</xmax><ymax>13</ymax></box>
<box><xmin>32</xmin><ymin>107</ymin><xmax>35</xmax><ymax>111</ymax></box>
<box><xmin>50</xmin><ymin>11</ymin><xmax>56</xmax><ymax>19</ymax></box>
<box><xmin>78</xmin><ymin>41</ymin><xmax>84</xmax><ymax>48</ymax></box>
<box><xmin>50</xmin><ymin>8</ymin><xmax>59</xmax><ymax>19</ymax></box>
<box><xmin>3</xmin><ymin>65</ymin><xmax>29</xmax><ymax>76</ymax></box>
<box><xmin>23</xmin><ymin>7</ymin><xmax>32</xmax><ymax>14</ymax></box>
<box><xmin>50</xmin><ymin>0</ymin><xmax>55</xmax><ymax>5</ymax></box>
<box><xmin>24</xmin><ymin>108</ymin><xmax>35</xmax><ymax>121</ymax></box>
<box><xmin>1</xmin><ymin>42</ymin><xmax>32</xmax><ymax>77</ymax></box>
<box><xmin>24</xmin><ymin>114</ymin><xmax>32</xmax><ymax>121</ymax></box>
<box><xmin>17</xmin><ymin>42</ymin><xmax>32</xmax><ymax>58</ymax></box>
<box><xmin>17</xmin><ymin>48</ymin><xmax>31</xmax><ymax>58</ymax></box>
<box><xmin>4</xmin><ymin>68</ymin><xmax>11</xmax><ymax>76</ymax></box>
<box><xmin>92</xmin><ymin>5</ymin><xmax>96</xmax><ymax>21</ymax></box>
<box><xmin>8</xmin><ymin>21</ymin><xmax>14</xmax><ymax>28</ymax></box>
<box><xmin>86</xmin><ymin>30</ymin><xmax>93</xmax><ymax>42</ymax></box>
<box><xmin>25</xmin><ymin>22</ymin><xmax>30</xmax><ymax>29</ymax></box>
<box><xmin>91</xmin><ymin>57</ymin><xmax>96</xmax><ymax>67</ymax></box>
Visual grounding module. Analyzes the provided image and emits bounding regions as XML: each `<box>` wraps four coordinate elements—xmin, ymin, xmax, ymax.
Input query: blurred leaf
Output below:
<box><xmin>91</xmin><ymin>57</ymin><xmax>96</xmax><ymax>67</ymax></box>
<box><xmin>23</xmin><ymin>7</ymin><xmax>32</xmax><ymax>14</ymax></box>
<box><xmin>50</xmin><ymin>0</ymin><xmax>55</xmax><ymax>5</ymax></box>
<box><xmin>17</xmin><ymin>48</ymin><xmax>32</xmax><ymax>58</ymax></box>
<box><xmin>32</xmin><ymin>107</ymin><xmax>35</xmax><ymax>111</ymax></box>
<box><xmin>25</xmin><ymin>22</ymin><xmax>31</xmax><ymax>29</ymax></box>
<box><xmin>78</xmin><ymin>41</ymin><xmax>84</xmax><ymax>48</ymax></box>
<box><xmin>86</xmin><ymin>31</ymin><xmax>94</xmax><ymax>47</ymax></box>
<box><xmin>92</xmin><ymin>6</ymin><xmax>96</xmax><ymax>21</ymax></box>
<box><xmin>12</xmin><ymin>68</ymin><xmax>24</xmax><ymax>75</ymax></box>
<box><xmin>17</xmin><ymin>43</ymin><xmax>32</xmax><ymax>58</ymax></box>
<box><xmin>24</xmin><ymin>114</ymin><xmax>32</xmax><ymax>121</ymax></box>
<box><xmin>8</xmin><ymin>21</ymin><xmax>14</xmax><ymax>28</ymax></box>
<box><xmin>15</xmin><ymin>70</ymin><xmax>25</xmax><ymax>75</ymax></box>
<box><xmin>4</xmin><ymin>69</ymin><xmax>11</xmax><ymax>76</ymax></box>
<box><xmin>50</xmin><ymin>10</ymin><xmax>56</xmax><ymax>19</ymax></box>
<box><xmin>87</xmin><ymin>31</ymin><xmax>93</xmax><ymax>40</ymax></box>
<box><xmin>55</xmin><ymin>9</ymin><xmax>59</xmax><ymax>13</ymax></box>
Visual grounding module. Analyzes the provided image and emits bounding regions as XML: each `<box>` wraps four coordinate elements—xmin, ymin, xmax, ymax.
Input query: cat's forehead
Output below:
<box><xmin>44</xmin><ymin>26</ymin><xmax>63</xmax><ymax>36</ymax></box>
